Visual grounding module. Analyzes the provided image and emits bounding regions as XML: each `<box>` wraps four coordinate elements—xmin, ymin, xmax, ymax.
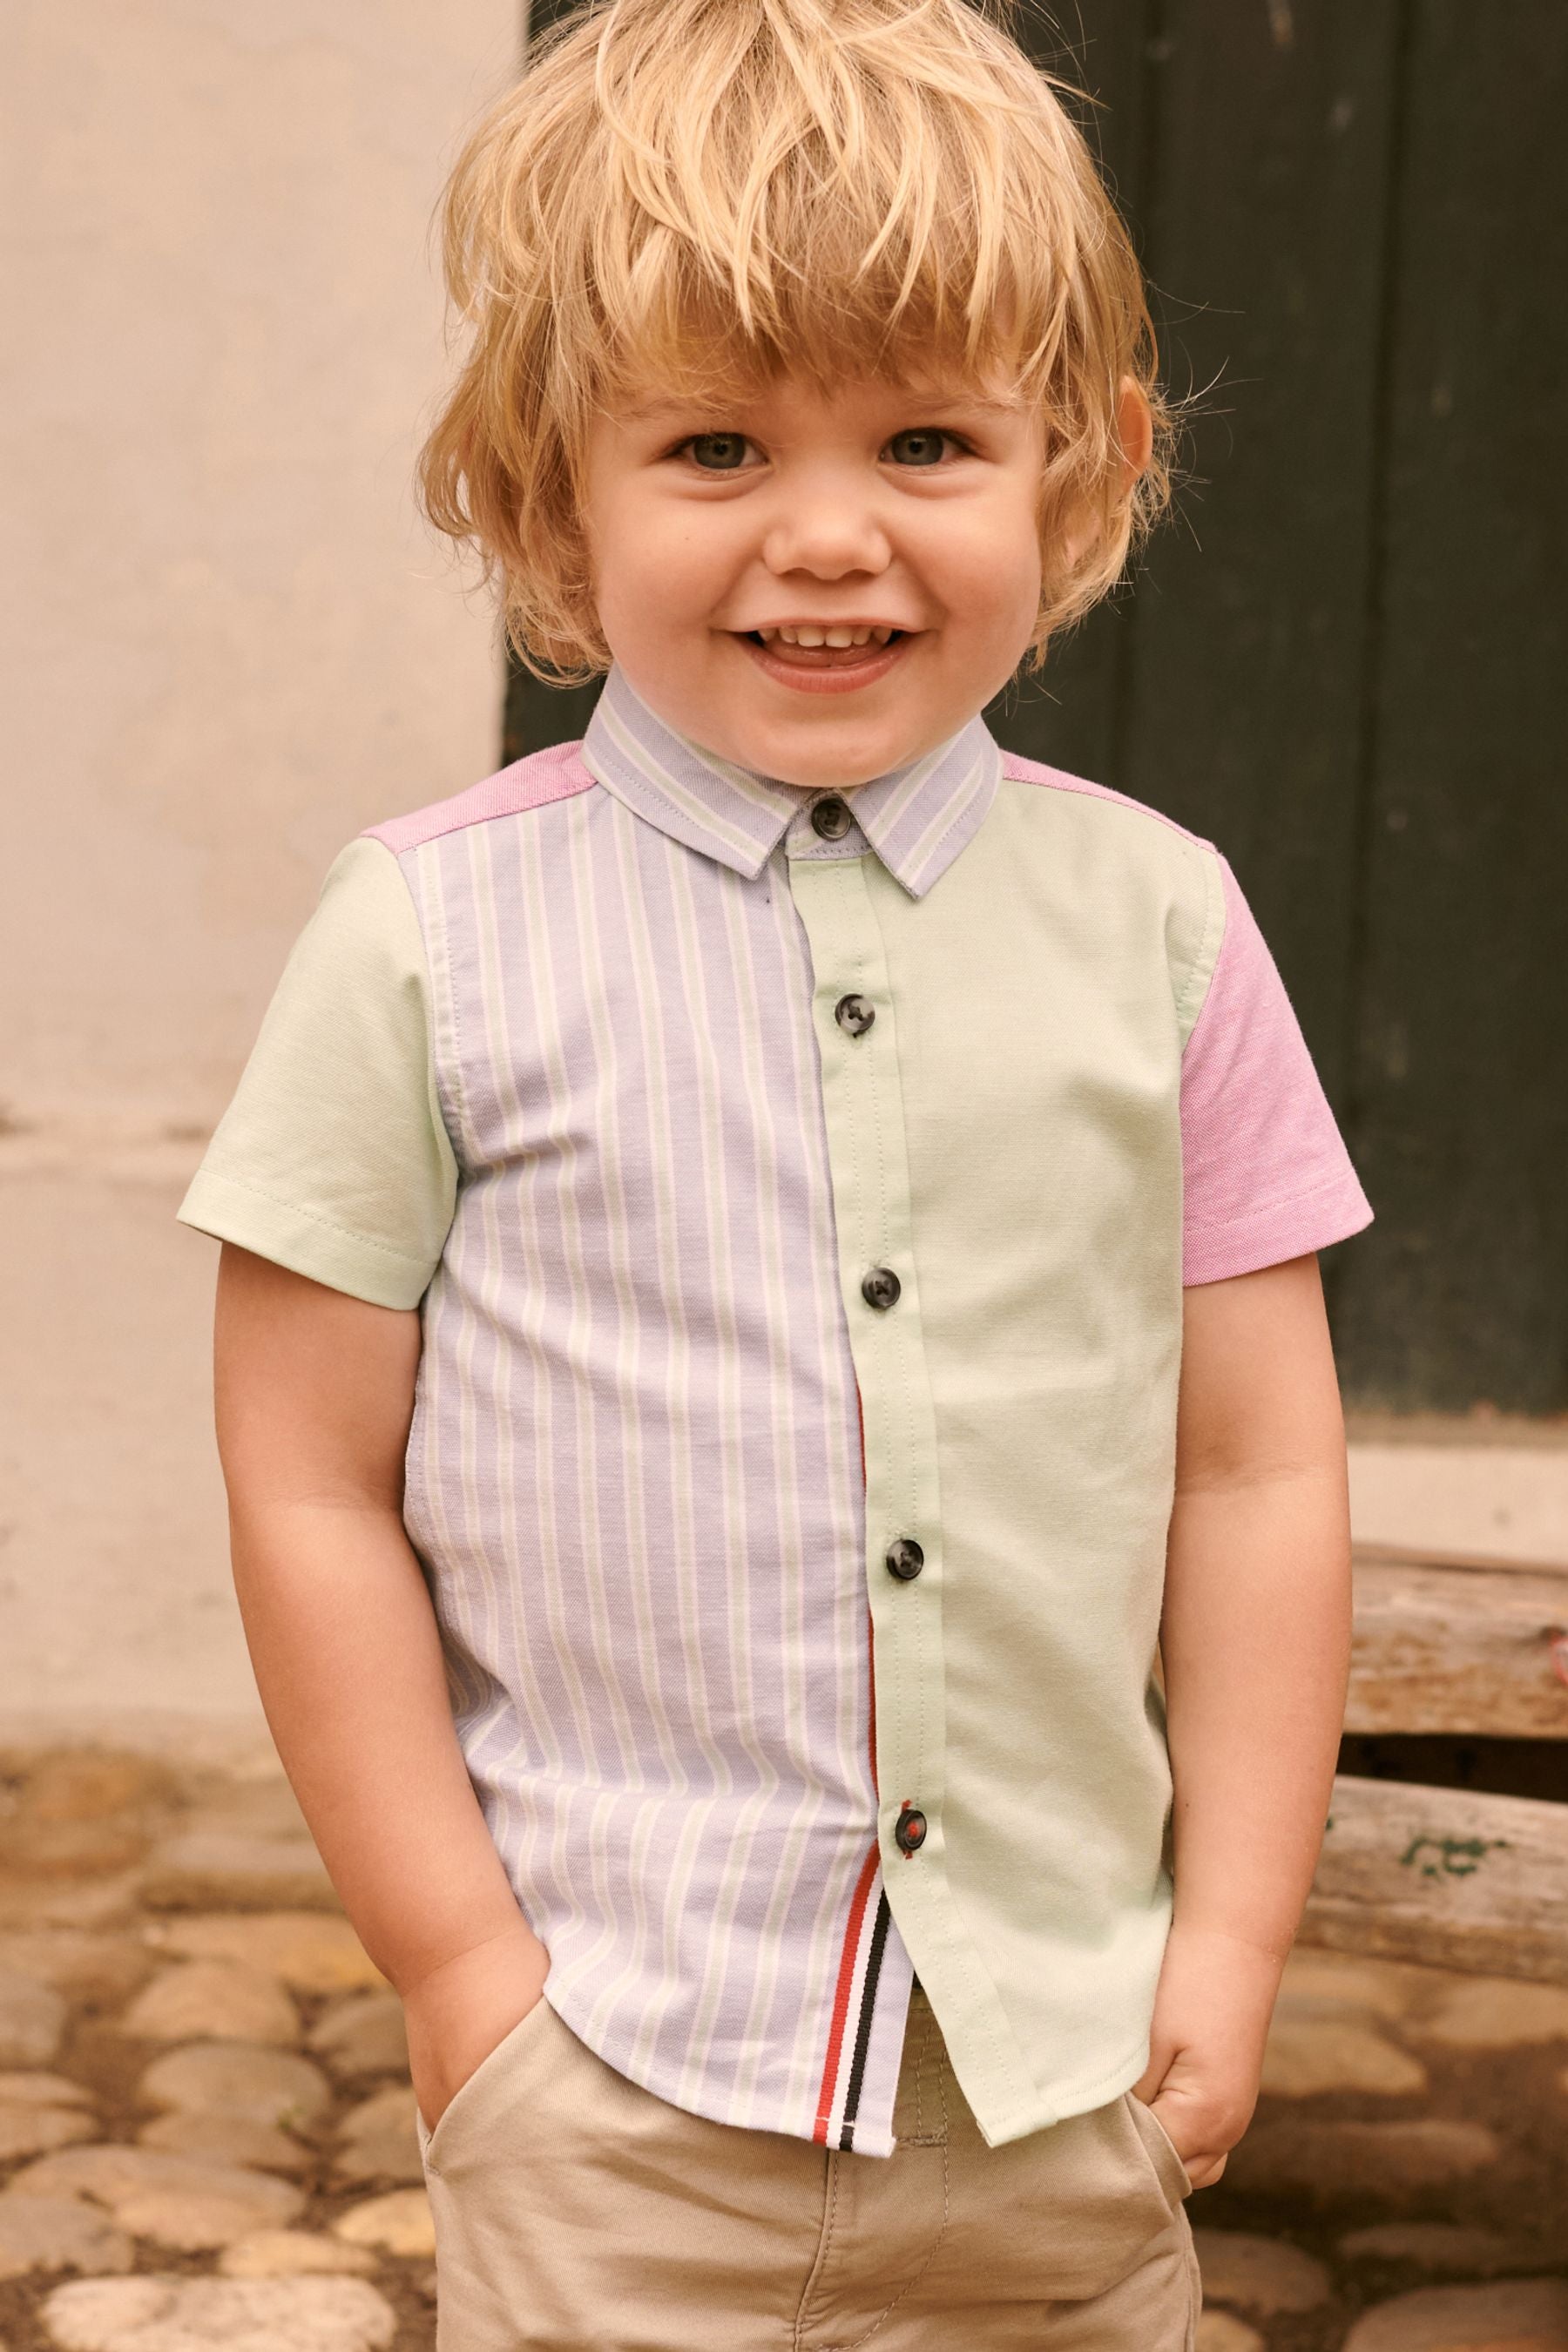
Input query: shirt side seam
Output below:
<box><xmin>1173</xmin><ymin>841</ymin><xmax>1227</xmax><ymax>1044</ymax></box>
<box><xmin>363</xmin><ymin>835</ymin><xmax>464</xmax><ymax>1200</ymax></box>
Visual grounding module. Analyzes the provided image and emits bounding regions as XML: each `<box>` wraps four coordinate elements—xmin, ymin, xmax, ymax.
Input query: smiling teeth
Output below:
<box><xmin>758</xmin><ymin>625</ymin><xmax>896</xmax><ymax>648</ymax></box>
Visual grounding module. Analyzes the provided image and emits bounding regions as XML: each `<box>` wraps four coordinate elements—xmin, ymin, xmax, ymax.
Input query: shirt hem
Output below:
<box><xmin>541</xmin><ymin>1982</ymin><xmax>1158</xmax><ymax>2159</ymax></box>
<box><xmin>1182</xmin><ymin>1176</ymin><xmax>1375</xmax><ymax>1288</ymax></box>
<box><xmin>543</xmin><ymin>1981</ymin><xmax>900</xmax><ymax>2157</ymax></box>
<box><xmin>175</xmin><ymin>1169</ymin><xmax>434</xmax><ymax>1311</ymax></box>
<box><xmin>963</xmin><ymin>2033</ymin><xmax>1159</xmax><ymax>2151</ymax></box>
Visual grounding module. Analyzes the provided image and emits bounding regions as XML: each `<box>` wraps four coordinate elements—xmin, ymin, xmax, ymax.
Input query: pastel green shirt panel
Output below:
<box><xmin>809</xmin><ymin>775</ymin><xmax>1224</xmax><ymax>2139</ymax></box>
<box><xmin>176</xmin><ymin>835</ymin><xmax>457</xmax><ymax>1310</ymax></box>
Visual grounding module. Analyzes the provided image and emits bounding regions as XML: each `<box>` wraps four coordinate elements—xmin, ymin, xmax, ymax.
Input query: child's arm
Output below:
<box><xmin>213</xmin><ymin>1241</ymin><xmax>549</xmax><ymax>2128</ymax></box>
<box><xmin>1134</xmin><ymin>1248</ymin><xmax>1355</xmax><ymax>2189</ymax></box>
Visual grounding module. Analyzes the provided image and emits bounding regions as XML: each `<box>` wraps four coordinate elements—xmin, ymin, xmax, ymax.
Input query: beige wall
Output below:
<box><xmin>1</xmin><ymin>2</ymin><xmax>522</xmax><ymax>1743</ymax></box>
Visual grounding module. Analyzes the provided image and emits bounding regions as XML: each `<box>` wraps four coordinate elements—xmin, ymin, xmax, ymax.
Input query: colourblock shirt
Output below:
<box><xmin>178</xmin><ymin>662</ymin><xmax>1373</xmax><ymax>2157</ymax></box>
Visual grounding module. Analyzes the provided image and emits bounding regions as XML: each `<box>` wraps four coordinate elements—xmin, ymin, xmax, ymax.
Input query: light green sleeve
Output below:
<box><xmin>176</xmin><ymin>835</ymin><xmax>458</xmax><ymax>1310</ymax></box>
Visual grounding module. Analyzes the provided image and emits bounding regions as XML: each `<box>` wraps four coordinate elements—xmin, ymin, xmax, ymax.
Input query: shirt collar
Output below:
<box><xmin>578</xmin><ymin>663</ymin><xmax>1001</xmax><ymax>901</ymax></box>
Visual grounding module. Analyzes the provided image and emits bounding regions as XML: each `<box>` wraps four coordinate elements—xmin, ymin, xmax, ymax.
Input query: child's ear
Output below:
<box><xmin>1058</xmin><ymin>379</ymin><xmax>1153</xmax><ymax>576</ymax></box>
<box><xmin>1116</xmin><ymin>375</ymin><xmax>1153</xmax><ymax>493</ymax></box>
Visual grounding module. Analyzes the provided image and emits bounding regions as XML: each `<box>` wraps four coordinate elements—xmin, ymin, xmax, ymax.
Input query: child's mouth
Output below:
<box><xmin>734</xmin><ymin>628</ymin><xmax>913</xmax><ymax>695</ymax></box>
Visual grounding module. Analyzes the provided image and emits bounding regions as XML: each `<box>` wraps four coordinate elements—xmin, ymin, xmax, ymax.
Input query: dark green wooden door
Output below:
<box><xmin>505</xmin><ymin>1</ymin><xmax>1568</xmax><ymax>1413</ymax></box>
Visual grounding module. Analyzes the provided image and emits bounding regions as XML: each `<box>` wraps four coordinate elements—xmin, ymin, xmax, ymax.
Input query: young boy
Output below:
<box><xmin>179</xmin><ymin>1</ymin><xmax>1373</xmax><ymax>2342</ymax></box>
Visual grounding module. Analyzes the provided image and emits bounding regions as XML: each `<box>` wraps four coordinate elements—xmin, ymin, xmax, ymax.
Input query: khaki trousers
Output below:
<box><xmin>420</xmin><ymin>1986</ymin><xmax>1200</xmax><ymax>2351</ymax></box>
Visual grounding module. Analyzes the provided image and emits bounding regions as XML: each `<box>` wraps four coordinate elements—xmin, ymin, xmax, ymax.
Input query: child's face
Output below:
<box><xmin>581</xmin><ymin>367</ymin><xmax>1046</xmax><ymax>788</ymax></box>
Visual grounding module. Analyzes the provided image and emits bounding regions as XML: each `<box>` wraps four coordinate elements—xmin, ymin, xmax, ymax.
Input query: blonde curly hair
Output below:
<box><xmin>418</xmin><ymin>0</ymin><xmax>1173</xmax><ymax>686</ymax></box>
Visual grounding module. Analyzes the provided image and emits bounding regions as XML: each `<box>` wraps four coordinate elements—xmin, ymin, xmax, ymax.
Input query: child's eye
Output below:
<box><xmin>678</xmin><ymin>433</ymin><xmax>754</xmax><ymax>472</ymax></box>
<box><xmin>671</xmin><ymin>427</ymin><xmax>968</xmax><ymax>474</ymax></box>
<box><xmin>886</xmin><ymin>428</ymin><xmax>965</xmax><ymax>467</ymax></box>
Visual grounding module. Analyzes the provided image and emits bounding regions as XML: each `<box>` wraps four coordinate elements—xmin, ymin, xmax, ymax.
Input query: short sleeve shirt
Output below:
<box><xmin>179</xmin><ymin>664</ymin><xmax>1371</xmax><ymax>2156</ymax></box>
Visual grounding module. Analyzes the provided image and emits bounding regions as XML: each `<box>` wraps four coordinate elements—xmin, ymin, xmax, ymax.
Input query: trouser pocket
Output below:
<box><xmin>421</xmin><ymin>1991</ymin><xmax>557</xmax><ymax>2175</ymax></box>
<box><xmin>1125</xmin><ymin>2090</ymin><xmax>1193</xmax><ymax>2205</ymax></box>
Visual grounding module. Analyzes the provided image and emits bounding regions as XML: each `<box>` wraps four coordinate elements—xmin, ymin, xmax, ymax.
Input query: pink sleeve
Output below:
<box><xmin>1180</xmin><ymin>855</ymin><xmax>1373</xmax><ymax>1285</ymax></box>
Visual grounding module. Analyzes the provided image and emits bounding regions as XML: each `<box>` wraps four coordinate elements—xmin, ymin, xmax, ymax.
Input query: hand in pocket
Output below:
<box><xmin>402</xmin><ymin>1920</ymin><xmax>550</xmax><ymax>2132</ymax></box>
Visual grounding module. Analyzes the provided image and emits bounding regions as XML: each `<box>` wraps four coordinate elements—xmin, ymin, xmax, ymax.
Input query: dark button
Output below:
<box><xmin>885</xmin><ymin>1538</ymin><xmax>924</xmax><ymax>1582</ymax></box>
<box><xmin>861</xmin><ymin>1267</ymin><xmax>901</xmax><ymax>1311</ymax></box>
<box><xmin>811</xmin><ymin>795</ymin><xmax>854</xmax><ymax>840</ymax></box>
<box><xmin>834</xmin><ymin>991</ymin><xmax>875</xmax><ymax>1037</ymax></box>
<box><xmin>895</xmin><ymin>1805</ymin><xmax>928</xmax><ymax>1855</ymax></box>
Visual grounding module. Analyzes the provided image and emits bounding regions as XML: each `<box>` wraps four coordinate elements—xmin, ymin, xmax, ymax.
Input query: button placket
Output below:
<box><xmin>783</xmin><ymin>848</ymin><xmax>948</xmax><ymax>1909</ymax></box>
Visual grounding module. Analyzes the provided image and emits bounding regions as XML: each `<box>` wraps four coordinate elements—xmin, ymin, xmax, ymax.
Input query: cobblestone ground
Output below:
<box><xmin>0</xmin><ymin>1748</ymin><xmax>1565</xmax><ymax>2352</ymax></box>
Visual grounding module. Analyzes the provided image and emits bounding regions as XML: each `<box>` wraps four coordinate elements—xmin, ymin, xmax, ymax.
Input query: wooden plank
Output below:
<box><xmin>1346</xmin><ymin>1554</ymin><xmax>1568</xmax><ymax>1737</ymax></box>
<box><xmin>1301</xmin><ymin>1773</ymin><xmax>1568</xmax><ymax>1985</ymax></box>
<box><xmin>1332</xmin><ymin>4</ymin><xmax>1568</xmax><ymax>1411</ymax></box>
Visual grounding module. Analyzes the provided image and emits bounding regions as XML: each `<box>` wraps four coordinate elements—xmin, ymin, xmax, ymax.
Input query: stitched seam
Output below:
<box><xmin>1125</xmin><ymin>2092</ymin><xmax>1171</xmax><ymax>2206</ymax></box>
<box><xmin>847</xmin><ymin>862</ymin><xmax>923</xmax><ymax>1789</ymax></box>
<box><xmin>402</xmin><ymin>839</ymin><xmax>471</xmax><ymax>1168</ymax></box>
<box><xmin>1128</xmin><ymin>2091</ymin><xmax>1195</xmax><ymax>2210</ymax></box>
<box><xmin>794</xmin><ymin>2154</ymin><xmax>842</xmax><ymax>2350</ymax></box>
<box><xmin>838</xmin><ymin>2049</ymin><xmax>951</xmax><ymax>2350</ymax></box>
<box><xmin>851</xmin><ymin>867</ymin><xmax>918</xmax><ymax>1584</ymax></box>
<box><xmin>186</xmin><ymin>1173</ymin><xmax>430</xmax><ymax>1269</ymax></box>
<box><xmin>997</xmin><ymin>763</ymin><xmax>1226</xmax><ymax>1046</ymax></box>
<box><xmin>365</xmin><ymin>764</ymin><xmax>597</xmax><ymax>855</ymax></box>
<box><xmin>915</xmin><ymin>2002</ymin><xmax>926</xmax><ymax>2139</ymax></box>
<box><xmin>1173</xmin><ymin>842</ymin><xmax>1223</xmax><ymax>1037</ymax></box>
<box><xmin>1188</xmin><ymin>1167</ymin><xmax>1369</xmax><ymax>1228</ymax></box>
<box><xmin>438</xmin><ymin>837</ymin><xmax>477</xmax><ymax>1164</ymax></box>
<box><xmin>998</xmin><ymin>755</ymin><xmax>1217</xmax><ymax>855</ymax></box>
<box><xmin>1030</xmin><ymin>2034</ymin><xmax>1171</xmax><ymax>2119</ymax></box>
<box><xmin>376</xmin><ymin>840</ymin><xmax>464</xmax><ymax>1190</ymax></box>
<box><xmin>1183</xmin><ymin>2218</ymin><xmax>1201</xmax><ymax>2352</ymax></box>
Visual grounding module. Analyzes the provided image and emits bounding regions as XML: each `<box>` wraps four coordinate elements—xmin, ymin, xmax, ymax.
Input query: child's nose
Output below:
<box><xmin>760</xmin><ymin>491</ymin><xmax>893</xmax><ymax>580</ymax></box>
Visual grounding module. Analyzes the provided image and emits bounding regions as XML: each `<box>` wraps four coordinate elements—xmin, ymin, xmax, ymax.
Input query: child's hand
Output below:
<box><xmin>401</xmin><ymin>1918</ymin><xmax>551</xmax><ymax>2132</ymax></box>
<box><xmin>1131</xmin><ymin>1922</ymin><xmax>1287</xmax><ymax>2191</ymax></box>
